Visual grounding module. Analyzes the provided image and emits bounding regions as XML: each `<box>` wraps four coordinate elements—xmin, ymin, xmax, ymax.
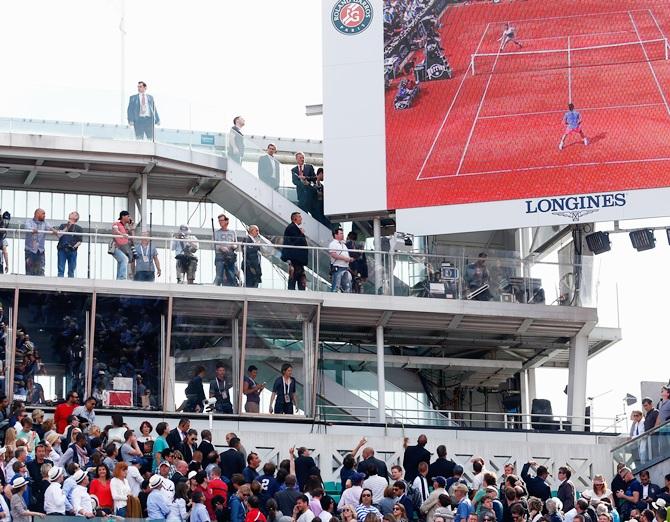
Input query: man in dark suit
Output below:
<box><xmin>228</xmin><ymin>116</ymin><xmax>245</xmax><ymax>164</ymax></box>
<box><xmin>281</xmin><ymin>212</ymin><xmax>308</xmax><ymax>291</ymax></box>
<box><xmin>403</xmin><ymin>434</ymin><xmax>431</xmax><ymax>483</ymax></box>
<box><xmin>274</xmin><ymin>474</ymin><xmax>301</xmax><ymax>515</ymax></box>
<box><xmin>393</xmin><ymin>480</ymin><xmax>415</xmax><ymax>520</ymax></box>
<box><xmin>198</xmin><ymin>430</ymin><xmax>216</xmax><ymax>467</ymax></box>
<box><xmin>429</xmin><ymin>445</ymin><xmax>456</xmax><ymax>480</ymax></box>
<box><xmin>127</xmin><ymin>81</ymin><xmax>160</xmax><ymax>140</ymax></box>
<box><xmin>291</xmin><ymin>152</ymin><xmax>316</xmax><ymax>214</ymax></box>
<box><xmin>557</xmin><ymin>466</ymin><xmax>576</xmax><ymax>512</ymax></box>
<box><xmin>640</xmin><ymin>470</ymin><xmax>662</xmax><ymax>508</ymax></box>
<box><xmin>166</xmin><ymin>418</ymin><xmax>190</xmax><ymax>450</ymax></box>
<box><xmin>521</xmin><ymin>461</ymin><xmax>551</xmax><ymax>502</ymax></box>
<box><xmin>258</xmin><ymin>143</ymin><xmax>280</xmax><ymax>190</ymax></box>
<box><xmin>219</xmin><ymin>437</ymin><xmax>245</xmax><ymax>480</ymax></box>
<box><xmin>357</xmin><ymin>447</ymin><xmax>389</xmax><ymax>481</ymax></box>
<box><xmin>294</xmin><ymin>447</ymin><xmax>317</xmax><ymax>491</ymax></box>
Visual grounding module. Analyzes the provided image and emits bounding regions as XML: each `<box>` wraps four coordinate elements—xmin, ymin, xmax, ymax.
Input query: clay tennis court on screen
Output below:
<box><xmin>385</xmin><ymin>0</ymin><xmax>670</xmax><ymax>210</ymax></box>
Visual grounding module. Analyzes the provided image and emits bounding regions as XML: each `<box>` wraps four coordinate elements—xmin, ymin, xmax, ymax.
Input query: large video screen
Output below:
<box><xmin>323</xmin><ymin>0</ymin><xmax>670</xmax><ymax>235</ymax></box>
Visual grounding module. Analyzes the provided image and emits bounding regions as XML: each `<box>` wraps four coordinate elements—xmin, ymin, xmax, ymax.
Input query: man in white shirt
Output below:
<box><xmin>45</xmin><ymin>466</ymin><xmax>71</xmax><ymax>515</ymax></box>
<box><xmin>329</xmin><ymin>228</ymin><xmax>353</xmax><ymax>293</ymax></box>
<box><xmin>127</xmin><ymin>458</ymin><xmax>144</xmax><ymax>496</ymax></box>
<box><xmin>363</xmin><ymin>464</ymin><xmax>388</xmax><ymax>504</ymax></box>
<box><xmin>158</xmin><ymin>462</ymin><xmax>175</xmax><ymax>502</ymax></box>
<box><xmin>71</xmin><ymin>469</ymin><xmax>94</xmax><ymax>517</ymax></box>
<box><xmin>338</xmin><ymin>473</ymin><xmax>365</xmax><ymax>510</ymax></box>
<box><xmin>293</xmin><ymin>495</ymin><xmax>316</xmax><ymax>522</ymax></box>
<box><xmin>258</xmin><ymin>143</ymin><xmax>281</xmax><ymax>190</ymax></box>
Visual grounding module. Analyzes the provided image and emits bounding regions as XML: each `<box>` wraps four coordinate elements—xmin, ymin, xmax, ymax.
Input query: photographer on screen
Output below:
<box><xmin>56</xmin><ymin>211</ymin><xmax>83</xmax><ymax>278</ymax></box>
<box><xmin>172</xmin><ymin>224</ymin><xmax>199</xmax><ymax>284</ymax></box>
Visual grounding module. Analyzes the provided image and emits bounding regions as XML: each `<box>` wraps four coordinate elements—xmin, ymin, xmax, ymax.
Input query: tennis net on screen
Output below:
<box><xmin>470</xmin><ymin>38</ymin><xmax>669</xmax><ymax>76</ymax></box>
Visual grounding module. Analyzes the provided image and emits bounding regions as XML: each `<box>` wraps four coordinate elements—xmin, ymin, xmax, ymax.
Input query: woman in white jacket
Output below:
<box><xmin>110</xmin><ymin>462</ymin><xmax>132</xmax><ymax>517</ymax></box>
<box><xmin>168</xmin><ymin>481</ymin><xmax>191</xmax><ymax>521</ymax></box>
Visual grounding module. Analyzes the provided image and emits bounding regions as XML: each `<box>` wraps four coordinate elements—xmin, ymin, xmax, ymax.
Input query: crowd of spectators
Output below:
<box><xmin>0</xmin><ymin>406</ymin><xmax>666</xmax><ymax>522</ymax></box>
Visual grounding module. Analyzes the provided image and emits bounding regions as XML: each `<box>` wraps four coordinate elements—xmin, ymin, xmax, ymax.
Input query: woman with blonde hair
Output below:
<box><xmin>4</xmin><ymin>427</ymin><xmax>17</xmax><ymax>454</ymax></box>
<box><xmin>341</xmin><ymin>505</ymin><xmax>357</xmax><ymax>522</ymax></box>
<box><xmin>111</xmin><ymin>461</ymin><xmax>132</xmax><ymax>517</ymax></box>
<box><xmin>393</xmin><ymin>503</ymin><xmax>409</xmax><ymax>522</ymax></box>
<box><xmin>581</xmin><ymin>475</ymin><xmax>614</xmax><ymax>507</ymax></box>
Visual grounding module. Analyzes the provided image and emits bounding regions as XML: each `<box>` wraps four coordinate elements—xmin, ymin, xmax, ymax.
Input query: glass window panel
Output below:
<box><xmin>89</xmin><ymin>195</ymin><xmax>102</xmax><ymax>222</ymax></box>
<box><xmin>76</xmin><ymin>195</ymin><xmax>90</xmax><ymax>220</ymax></box>
<box><xmin>64</xmin><ymin>194</ymin><xmax>78</xmax><ymax>220</ymax></box>
<box><xmin>94</xmin><ymin>296</ymin><xmax>166</xmax><ymax>411</ymax></box>
<box><xmin>15</xmin><ymin>291</ymin><xmax>90</xmax><ymax>404</ymax></box>
<box><xmin>175</xmin><ymin>201</ymin><xmax>188</xmax><ymax>226</ymax></box>
<box><xmin>243</xmin><ymin>301</ymin><xmax>315</xmax><ymax>416</ymax></box>
<box><xmin>170</xmin><ymin>298</ymin><xmax>241</xmax><ymax>414</ymax></box>
<box><xmin>163</xmin><ymin>201</ymin><xmax>176</xmax><ymax>227</ymax></box>
<box><xmin>52</xmin><ymin>193</ymin><xmax>65</xmax><ymax>220</ymax></box>
<box><xmin>101</xmin><ymin>196</ymin><xmax>114</xmax><ymax>223</ymax></box>
<box><xmin>114</xmin><ymin>197</ymin><xmax>127</xmax><ymax>219</ymax></box>
<box><xmin>39</xmin><ymin>192</ymin><xmax>53</xmax><ymax>215</ymax></box>
<box><xmin>25</xmin><ymin>191</ymin><xmax>39</xmax><ymax>217</ymax></box>
<box><xmin>0</xmin><ymin>290</ymin><xmax>15</xmax><ymax>396</ymax></box>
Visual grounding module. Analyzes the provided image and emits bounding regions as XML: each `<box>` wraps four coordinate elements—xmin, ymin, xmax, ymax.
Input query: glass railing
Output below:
<box><xmin>0</xmin><ymin>112</ymin><xmax>326</xmax><ymax>223</ymax></box>
<box><xmin>611</xmin><ymin>419</ymin><xmax>670</xmax><ymax>472</ymax></box>
<box><xmin>0</xmin><ymin>226</ymin><xmax>602</xmax><ymax>308</ymax></box>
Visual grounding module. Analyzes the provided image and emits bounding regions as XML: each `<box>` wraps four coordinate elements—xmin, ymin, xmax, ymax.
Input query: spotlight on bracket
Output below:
<box><xmin>629</xmin><ymin>229</ymin><xmax>655</xmax><ymax>252</ymax></box>
<box><xmin>585</xmin><ymin>231</ymin><xmax>611</xmax><ymax>255</ymax></box>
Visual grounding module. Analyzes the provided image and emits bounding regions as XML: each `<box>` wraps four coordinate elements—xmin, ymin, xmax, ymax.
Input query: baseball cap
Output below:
<box><xmin>351</xmin><ymin>472</ymin><xmax>366</xmax><ymax>484</ymax></box>
<box><xmin>130</xmin><ymin>457</ymin><xmax>142</xmax><ymax>464</ymax></box>
<box><xmin>432</xmin><ymin>476</ymin><xmax>447</xmax><ymax>487</ymax></box>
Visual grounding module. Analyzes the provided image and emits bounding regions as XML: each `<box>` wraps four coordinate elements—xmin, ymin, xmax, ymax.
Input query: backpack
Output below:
<box><xmin>407</xmin><ymin>483</ymin><xmax>423</xmax><ymax>511</ymax></box>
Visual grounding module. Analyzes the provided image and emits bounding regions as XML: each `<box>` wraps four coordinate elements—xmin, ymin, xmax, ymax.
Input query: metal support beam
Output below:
<box><xmin>373</xmin><ymin>218</ymin><xmax>385</xmax><ymax>295</ymax></box>
<box><xmin>520</xmin><ymin>369</ymin><xmax>530</xmax><ymax>429</ymax></box>
<box><xmin>517</xmin><ymin>318</ymin><xmax>533</xmax><ymax>334</ymax></box>
<box><xmin>527</xmin><ymin>368</ymin><xmax>537</xmax><ymax>406</ymax></box>
<box><xmin>231</xmin><ymin>318</ymin><xmax>240</xmax><ymax>413</ymax></box>
<box><xmin>567</xmin><ymin>334</ymin><xmax>588</xmax><ymax>430</ymax></box>
<box><xmin>376</xmin><ymin>324</ymin><xmax>385</xmax><ymax>423</ymax></box>
<box><xmin>140</xmin><ymin>173</ymin><xmax>148</xmax><ymax>231</ymax></box>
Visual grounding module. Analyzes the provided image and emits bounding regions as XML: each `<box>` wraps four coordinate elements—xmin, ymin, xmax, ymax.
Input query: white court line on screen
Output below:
<box><xmin>498</xmin><ymin>8</ymin><xmax>651</xmax><ymax>26</ymax></box>
<box><xmin>418</xmin><ymin>155</ymin><xmax>670</xmax><ymax>180</ymax></box>
<box><xmin>415</xmin><ymin>22</ymin><xmax>491</xmax><ymax>181</ymax></box>
<box><xmin>521</xmin><ymin>30</ymin><xmax>632</xmax><ymax>43</ymax></box>
<box><xmin>647</xmin><ymin>9</ymin><xmax>667</xmax><ymax>40</ymax></box>
<box><xmin>567</xmin><ymin>36</ymin><xmax>572</xmax><ymax>103</ymax></box>
<box><xmin>628</xmin><ymin>11</ymin><xmax>670</xmax><ymax>118</ymax></box>
<box><xmin>478</xmin><ymin>102</ymin><xmax>665</xmax><ymax>120</ymax></box>
<box><xmin>455</xmin><ymin>43</ymin><xmax>503</xmax><ymax>176</ymax></box>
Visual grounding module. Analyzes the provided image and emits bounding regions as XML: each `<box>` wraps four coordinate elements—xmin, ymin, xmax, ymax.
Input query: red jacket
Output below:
<box><xmin>54</xmin><ymin>402</ymin><xmax>76</xmax><ymax>434</ymax></box>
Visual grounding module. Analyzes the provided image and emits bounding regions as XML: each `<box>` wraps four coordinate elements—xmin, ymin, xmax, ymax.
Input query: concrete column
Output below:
<box><xmin>231</xmin><ymin>318</ymin><xmax>240</xmax><ymax>413</ymax></box>
<box><xmin>527</xmin><ymin>368</ymin><xmax>537</xmax><ymax>405</ymax></box>
<box><xmin>520</xmin><ymin>370</ymin><xmax>530</xmax><ymax>429</ymax></box>
<box><xmin>376</xmin><ymin>325</ymin><xmax>386</xmax><ymax>423</ymax></box>
<box><xmin>140</xmin><ymin>173</ymin><xmax>148</xmax><ymax>231</ymax></box>
<box><xmin>567</xmin><ymin>334</ymin><xmax>588</xmax><ymax>431</ymax></box>
<box><xmin>302</xmin><ymin>320</ymin><xmax>314</xmax><ymax>417</ymax></box>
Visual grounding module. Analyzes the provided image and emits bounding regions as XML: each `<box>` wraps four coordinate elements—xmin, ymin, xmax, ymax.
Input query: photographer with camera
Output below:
<box><xmin>214</xmin><ymin>214</ymin><xmax>238</xmax><ymax>287</ymax></box>
<box><xmin>110</xmin><ymin>211</ymin><xmax>135</xmax><ymax>280</ymax></box>
<box><xmin>56</xmin><ymin>211</ymin><xmax>83</xmax><ymax>278</ymax></box>
<box><xmin>24</xmin><ymin>208</ymin><xmax>57</xmax><ymax>276</ymax></box>
<box><xmin>172</xmin><ymin>224</ymin><xmax>198</xmax><ymax>284</ymax></box>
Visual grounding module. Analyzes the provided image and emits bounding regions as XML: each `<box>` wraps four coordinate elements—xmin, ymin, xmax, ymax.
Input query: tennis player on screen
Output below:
<box><xmin>559</xmin><ymin>103</ymin><xmax>589</xmax><ymax>150</ymax></box>
<box><xmin>498</xmin><ymin>23</ymin><xmax>522</xmax><ymax>50</ymax></box>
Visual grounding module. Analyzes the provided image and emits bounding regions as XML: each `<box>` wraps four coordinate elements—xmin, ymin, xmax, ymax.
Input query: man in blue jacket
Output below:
<box><xmin>521</xmin><ymin>461</ymin><xmax>551</xmax><ymax>502</ymax></box>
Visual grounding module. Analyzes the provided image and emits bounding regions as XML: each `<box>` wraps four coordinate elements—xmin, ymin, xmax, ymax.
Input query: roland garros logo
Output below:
<box><xmin>332</xmin><ymin>0</ymin><xmax>373</xmax><ymax>35</ymax></box>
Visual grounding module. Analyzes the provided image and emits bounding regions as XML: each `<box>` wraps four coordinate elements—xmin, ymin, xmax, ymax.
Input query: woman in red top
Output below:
<box><xmin>245</xmin><ymin>496</ymin><xmax>267</xmax><ymax>522</ymax></box>
<box><xmin>111</xmin><ymin>210</ymin><xmax>133</xmax><ymax>280</ymax></box>
<box><xmin>89</xmin><ymin>464</ymin><xmax>114</xmax><ymax>513</ymax></box>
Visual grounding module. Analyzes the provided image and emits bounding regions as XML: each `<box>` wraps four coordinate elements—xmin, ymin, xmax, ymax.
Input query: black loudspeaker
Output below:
<box><xmin>531</xmin><ymin>399</ymin><xmax>558</xmax><ymax>431</ymax></box>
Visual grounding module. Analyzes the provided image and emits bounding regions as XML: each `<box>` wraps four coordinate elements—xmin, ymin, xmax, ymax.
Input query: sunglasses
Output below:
<box><xmin>393</xmin><ymin>508</ymin><xmax>401</xmax><ymax>511</ymax></box>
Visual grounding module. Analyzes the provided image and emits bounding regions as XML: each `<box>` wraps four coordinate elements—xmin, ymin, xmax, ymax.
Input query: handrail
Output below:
<box><xmin>316</xmin><ymin>404</ymin><xmax>621</xmax><ymax>433</ymax></box>
<box><xmin>610</xmin><ymin>417</ymin><xmax>670</xmax><ymax>452</ymax></box>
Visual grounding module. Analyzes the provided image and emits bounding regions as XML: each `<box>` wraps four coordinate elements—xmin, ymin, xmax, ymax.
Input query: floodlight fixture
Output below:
<box><xmin>585</xmin><ymin>231</ymin><xmax>611</xmax><ymax>254</ymax></box>
<box><xmin>629</xmin><ymin>229</ymin><xmax>655</xmax><ymax>252</ymax></box>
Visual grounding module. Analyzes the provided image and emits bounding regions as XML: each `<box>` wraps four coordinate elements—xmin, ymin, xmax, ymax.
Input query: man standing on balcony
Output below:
<box><xmin>228</xmin><ymin>116</ymin><xmax>245</xmax><ymax>164</ymax></box>
<box><xmin>291</xmin><ymin>152</ymin><xmax>316</xmax><ymax>214</ymax></box>
<box><xmin>24</xmin><ymin>208</ymin><xmax>56</xmax><ymax>276</ymax></box>
<box><xmin>214</xmin><ymin>214</ymin><xmax>238</xmax><ymax>287</ymax></box>
<box><xmin>56</xmin><ymin>211</ymin><xmax>83</xmax><ymax>278</ymax></box>
<box><xmin>127</xmin><ymin>81</ymin><xmax>160</xmax><ymax>140</ymax></box>
<box><xmin>282</xmin><ymin>212</ymin><xmax>308</xmax><ymax>291</ymax></box>
<box><xmin>258</xmin><ymin>143</ymin><xmax>280</xmax><ymax>190</ymax></box>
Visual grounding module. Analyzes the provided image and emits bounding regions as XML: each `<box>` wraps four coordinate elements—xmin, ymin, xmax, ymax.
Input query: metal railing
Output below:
<box><xmin>317</xmin><ymin>404</ymin><xmax>622</xmax><ymax>433</ymax></box>
<box><xmin>0</xmin><ymin>226</ymin><xmax>601</xmax><ymax>306</ymax></box>
<box><xmin>611</xmin><ymin>418</ymin><xmax>670</xmax><ymax>471</ymax></box>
